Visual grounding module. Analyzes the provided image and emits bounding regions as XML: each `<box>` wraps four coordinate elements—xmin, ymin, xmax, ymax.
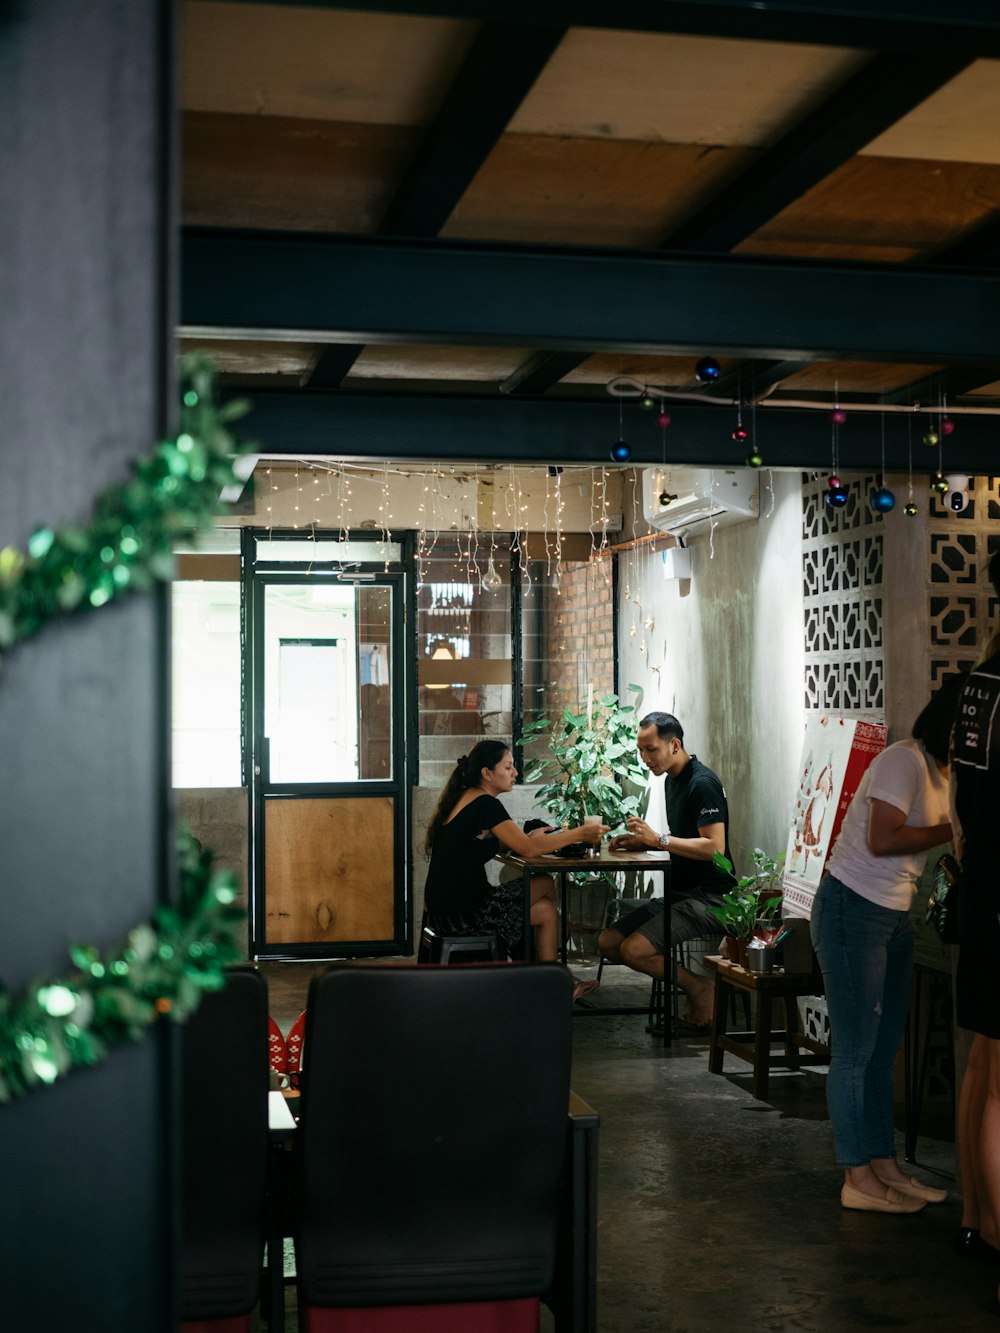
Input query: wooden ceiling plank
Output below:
<box><xmin>664</xmin><ymin>51</ymin><xmax>973</xmax><ymax>251</ymax></box>
<box><xmin>379</xmin><ymin>22</ymin><xmax>566</xmax><ymax>237</ymax></box>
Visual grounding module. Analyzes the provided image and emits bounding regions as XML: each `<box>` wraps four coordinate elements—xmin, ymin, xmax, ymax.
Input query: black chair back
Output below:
<box><xmin>296</xmin><ymin>963</ymin><xmax>573</xmax><ymax>1310</ymax></box>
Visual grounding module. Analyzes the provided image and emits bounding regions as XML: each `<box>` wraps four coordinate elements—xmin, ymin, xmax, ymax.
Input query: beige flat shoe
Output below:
<box><xmin>873</xmin><ymin>1174</ymin><xmax>949</xmax><ymax>1205</ymax></box>
<box><xmin>841</xmin><ymin>1182</ymin><xmax>926</xmax><ymax>1214</ymax></box>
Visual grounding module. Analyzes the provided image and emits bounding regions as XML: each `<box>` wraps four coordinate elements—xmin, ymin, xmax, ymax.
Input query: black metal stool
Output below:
<box><xmin>418</xmin><ymin>924</ymin><xmax>503</xmax><ymax>964</ymax></box>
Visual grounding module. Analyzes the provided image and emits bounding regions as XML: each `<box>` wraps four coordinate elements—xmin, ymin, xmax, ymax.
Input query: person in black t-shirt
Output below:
<box><xmin>424</xmin><ymin>740</ymin><xmax>607</xmax><ymax>988</ymax></box>
<box><xmin>598</xmin><ymin>712</ymin><xmax>733</xmax><ymax>1028</ymax></box>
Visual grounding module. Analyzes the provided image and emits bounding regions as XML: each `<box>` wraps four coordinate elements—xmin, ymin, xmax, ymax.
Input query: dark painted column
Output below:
<box><xmin>0</xmin><ymin>3</ymin><xmax>177</xmax><ymax>1328</ymax></box>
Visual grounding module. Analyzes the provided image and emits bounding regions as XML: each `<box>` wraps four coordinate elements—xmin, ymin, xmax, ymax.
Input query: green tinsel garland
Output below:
<box><xmin>0</xmin><ymin>356</ymin><xmax>255</xmax><ymax>1102</ymax></box>
<box><xmin>0</xmin><ymin>355</ymin><xmax>253</xmax><ymax>659</ymax></box>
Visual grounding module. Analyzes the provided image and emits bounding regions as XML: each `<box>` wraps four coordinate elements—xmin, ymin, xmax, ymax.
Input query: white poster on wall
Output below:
<box><xmin>782</xmin><ymin>715</ymin><xmax>888</xmax><ymax>919</ymax></box>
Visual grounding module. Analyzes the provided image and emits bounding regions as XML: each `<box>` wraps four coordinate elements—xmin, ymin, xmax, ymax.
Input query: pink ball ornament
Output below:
<box><xmin>655</xmin><ymin>411</ymin><xmax>671</xmax><ymax>429</ymax></box>
<box><xmin>830</xmin><ymin>408</ymin><xmax>847</xmax><ymax>426</ymax></box>
<box><xmin>941</xmin><ymin>416</ymin><xmax>955</xmax><ymax>436</ymax></box>
<box><xmin>827</xmin><ymin>475</ymin><xmax>841</xmax><ymax>489</ymax></box>
<box><xmin>732</xmin><ymin>426</ymin><xmax>748</xmax><ymax>442</ymax></box>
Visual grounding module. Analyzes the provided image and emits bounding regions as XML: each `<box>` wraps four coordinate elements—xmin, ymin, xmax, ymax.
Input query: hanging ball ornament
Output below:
<box><xmin>830</xmin><ymin>407</ymin><xmax>848</xmax><ymax>426</ymax></box>
<box><xmin>746</xmin><ymin>450</ymin><xmax>764</xmax><ymax>468</ymax></box>
<box><xmin>732</xmin><ymin>425</ymin><xmax>748</xmax><ymax>443</ymax></box>
<box><xmin>931</xmin><ymin>472</ymin><xmax>949</xmax><ymax>494</ymax></box>
<box><xmin>827</xmin><ymin>475</ymin><xmax>842</xmax><ymax>490</ymax></box>
<box><xmin>870</xmin><ymin>486</ymin><xmax>896</xmax><ymax>513</ymax></box>
<box><xmin>941</xmin><ymin>416</ymin><xmax>955</xmax><ymax>436</ymax></box>
<box><xmin>610</xmin><ymin>439</ymin><xmax>632</xmax><ymax>463</ymax></box>
<box><xmin>903</xmin><ymin>502</ymin><xmax>919</xmax><ymax>517</ymax></box>
<box><xmin>825</xmin><ymin>484</ymin><xmax>849</xmax><ymax>509</ymax></box>
<box><xmin>923</xmin><ymin>428</ymin><xmax>940</xmax><ymax>447</ymax></box>
<box><xmin>655</xmin><ymin>410</ymin><xmax>671</xmax><ymax>429</ymax></box>
<box><xmin>639</xmin><ymin>394</ymin><xmax>656</xmax><ymax>411</ymax></box>
<box><xmin>695</xmin><ymin>356</ymin><xmax>721</xmax><ymax>384</ymax></box>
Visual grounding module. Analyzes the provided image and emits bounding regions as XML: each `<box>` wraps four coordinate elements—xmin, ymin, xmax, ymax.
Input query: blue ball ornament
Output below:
<box><xmin>610</xmin><ymin>439</ymin><xmax>631</xmax><ymax>462</ymax></box>
<box><xmin>695</xmin><ymin>356</ymin><xmax>721</xmax><ymax>384</ymax></box>
<box><xmin>870</xmin><ymin>486</ymin><xmax>896</xmax><ymax>513</ymax></box>
<box><xmin>825</xmin><ymin>485</ymin><xmax>848</xmax><ymax>509</ymax></box>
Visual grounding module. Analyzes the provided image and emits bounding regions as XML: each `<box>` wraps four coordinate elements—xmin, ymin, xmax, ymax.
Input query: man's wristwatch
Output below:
<box><xmin>658</xmin><ymin>833</ymin><xmax>671</xmax><ymax>849</ymax></box>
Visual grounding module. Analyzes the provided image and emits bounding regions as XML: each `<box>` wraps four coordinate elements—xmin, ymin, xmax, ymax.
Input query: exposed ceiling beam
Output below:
<box><xmin>499</xmin><ymin>350</ymin><xmax>589</xmax><ymax>397</ymax></box>
<box><xmin>225</xmin><ymin>2</ymin><xmax>1000</xmax><ymax>56</ymax></box>
<box><xmin>926</xmin><ymin>216</ymin><xmax>1000</xmax><ymax>268</ymax></box>
<box><xmin>880</xmin><ymin>363</ymin><xmax>1000</xmax><ymax>406</ymax></box>
<box><xmin>234</xmin><ymin>389</ymin><xmax>1000</xmax><ymax>473</ymax></box>
<box><xmin>379</xmin><ymin>22</ymin><xmax>565</xmax><ymax>237</ymax></box>
<box><xmin>182</xmin><ymin>230</ymin><xmax>1000</xmax><ymax>363</ymax></box>
<box><xmin>301</xmin><ymin>344</ymin><xmax>364</xmax><ymax>389</ymax></box>
<box><xmin>664</xmin><ymin>52</ymin><xmax>972</xmax><ymax>252</ymax></box>
<box><xmin>709</xmin><ymin>359</ymin><xmax>811</xmax><ymax>403</ymax></box>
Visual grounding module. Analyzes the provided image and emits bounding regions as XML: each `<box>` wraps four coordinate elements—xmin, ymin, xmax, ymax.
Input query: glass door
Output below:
<box><xmin>249</xmin><ymin>564</ymin><xmax>408</xmax><ymax>958</ymax></box>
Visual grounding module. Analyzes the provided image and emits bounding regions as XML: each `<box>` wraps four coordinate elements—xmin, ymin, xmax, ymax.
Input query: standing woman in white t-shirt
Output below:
<box><xmin>811</xmin><ymin>678</ymin><xmax>965</xmax><ymax>1214</ymax></box>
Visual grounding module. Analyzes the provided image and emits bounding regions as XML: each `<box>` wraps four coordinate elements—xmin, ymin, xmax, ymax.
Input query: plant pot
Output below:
<box><xmin>724</xmin><ymin>935</ymin><xmax>749</xmax><ymax>968</ymax></box>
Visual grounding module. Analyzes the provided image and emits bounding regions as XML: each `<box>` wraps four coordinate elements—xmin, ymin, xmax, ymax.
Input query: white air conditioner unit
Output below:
<box><xmin>642</xmin><ymin>467</ymin><xmax>758</xmax><ymax>534</ymax></box>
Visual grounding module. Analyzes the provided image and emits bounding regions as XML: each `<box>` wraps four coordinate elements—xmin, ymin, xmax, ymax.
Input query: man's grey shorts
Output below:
<box><xmin>612</xmin><ymin>893</ymin><xmax>722</xmax><ymax>954</ymax></box>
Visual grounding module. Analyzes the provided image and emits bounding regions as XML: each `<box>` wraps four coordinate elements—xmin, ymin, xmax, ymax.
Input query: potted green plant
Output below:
<box><xmin>709</xmin><ymin>847</ymin><xmax>785</xmax><ymax>967</ymax></box>
<box><xmin>519</xmin><ymin>685</ymin><xmax>648</xmax><ymax>840</ymax></box>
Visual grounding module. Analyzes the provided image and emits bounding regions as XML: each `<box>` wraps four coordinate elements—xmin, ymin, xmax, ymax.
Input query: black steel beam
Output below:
<box><xmin>225</xmin><ymin>2</ymin><xmax>1000</xmax><ymax>57</ymax></box>
<box><xmin>927</xmin><ymin>215</ymin><xmax>1000</xmax><ymax>268</ymax></box>
<box><xmin>379</xmin><ymin>22</ymin><xmax>564</xmax><ymax>237</ymax></box>
<box><xmin>664</xmin><ymin>52</ymin><xmax>972</xmax><ymax>252</ymax></box>
<box><xmin>499</xmin><ymin>350</ymin><xmax>589</xmax><ymax>396</ymax></box>
<box><xmin>235</xmin><ymin>388</ymin><xmax>1000</xmax><ymax>474</ymax></box>
<box><xmin>708</xmin><ymin>359</ymin><xmax>811</xmax><ymax>403</ymax></box>
<box><xmin>301</xmin><ymin>343</ymin><xmax>364</xmax><ymax>389</ymax></box>
<box><xmin>182</xmin><ymin>230</ymin><xmax>1000</xmax><ymax>363</ymax></box>
<box><xmin>880</xmin><ymin>363</ymin><xmax>1000</xmax><ymax>406</ymax></box>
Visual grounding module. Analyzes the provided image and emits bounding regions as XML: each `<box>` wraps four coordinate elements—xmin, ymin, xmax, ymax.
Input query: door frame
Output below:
<box><xmin>242</xmin><ymin>529</ymin><xmax>415</xmax><ymax>959</ymax></box>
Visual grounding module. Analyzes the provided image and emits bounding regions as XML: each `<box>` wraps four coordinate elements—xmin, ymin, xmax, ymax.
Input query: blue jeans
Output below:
<box><xmin>810</xmin><ymin>873</ymin><xmax>913</xmax><ymax>1167</ymax></box>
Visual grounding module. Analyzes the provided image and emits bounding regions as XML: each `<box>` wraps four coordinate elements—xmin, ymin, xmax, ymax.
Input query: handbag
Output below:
<box><xmin>926</xmin><ymin>851</ymin><xmax>962</xmax><ymax>945</ymax></box>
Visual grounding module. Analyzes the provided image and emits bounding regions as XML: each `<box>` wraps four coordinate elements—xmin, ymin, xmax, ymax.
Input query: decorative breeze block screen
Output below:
<box><xmin>802</xmin><ymin>474</ymin><xmax>885</xmax><ymax>718</ymax></box>
<box><xmin>928</xmin><ymin>476</ymin><xmax>1000</xmax><ymax>690</ymax></box>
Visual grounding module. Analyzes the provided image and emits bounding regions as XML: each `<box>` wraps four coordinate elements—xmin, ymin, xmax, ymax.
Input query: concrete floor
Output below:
<box><xmin>257</xmin><ymin>962</ymin><xmax>994</xmax><ymax>1332</ymax></box>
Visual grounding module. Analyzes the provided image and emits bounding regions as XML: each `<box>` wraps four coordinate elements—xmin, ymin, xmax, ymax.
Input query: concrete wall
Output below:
<box><xmin>616</xmin><ymin>471</ymin><xmax>805</xmax><ymax>870</ymax></box>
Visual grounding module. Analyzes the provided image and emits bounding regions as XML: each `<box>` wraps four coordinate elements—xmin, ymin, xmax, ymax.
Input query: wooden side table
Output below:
<box><xmin>703</xmin><ymin>954</ymin><xmax>829</xmax><ymax>1101</ymax></box>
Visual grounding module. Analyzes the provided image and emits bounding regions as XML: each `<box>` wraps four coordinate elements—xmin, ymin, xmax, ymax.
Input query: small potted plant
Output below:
<box><xmin>708</xmin><ymin>848</ymin><xmax>785</xmax><ymax>968</ymax></box>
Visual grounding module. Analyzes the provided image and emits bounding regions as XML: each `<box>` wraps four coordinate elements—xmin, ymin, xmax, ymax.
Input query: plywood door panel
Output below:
<box><xmin>265</xmin><ymin>796</ymin><xmax>394</xmax><ymax>944</ymax></box>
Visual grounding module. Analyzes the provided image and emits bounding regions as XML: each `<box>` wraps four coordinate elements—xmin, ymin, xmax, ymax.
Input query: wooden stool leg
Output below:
<box><xmin>708</xmin><ymin>978</ymin><xmax>728</xmax><ymax>1075</ymax></box>
<box><xmin>783</xmin><ymin>993</ymin><xmax>801</xmax><ymax>1069</ymax></box>
<box><xmin>752</xmin><ymin>991</ymin><xmax>772</xmax><ymax>1100</ymax></box>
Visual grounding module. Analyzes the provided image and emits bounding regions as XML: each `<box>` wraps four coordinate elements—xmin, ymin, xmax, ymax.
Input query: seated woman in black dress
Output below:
<box><xmin>424</xmin><ymin>740</ymin><xmax>607</xmax><ymax>984</ymax></box>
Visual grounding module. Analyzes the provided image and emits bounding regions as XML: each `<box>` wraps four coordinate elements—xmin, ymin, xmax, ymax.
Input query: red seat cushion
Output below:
<box><xmin>268</xmin><ymin>1016</ymin><xmax>288</xmax><ymax>1077</ymax></box>
<box><xmin>302</xmin><ymin>1298</ymin><xmax>540</xmax><ymax>1333</ymax></box>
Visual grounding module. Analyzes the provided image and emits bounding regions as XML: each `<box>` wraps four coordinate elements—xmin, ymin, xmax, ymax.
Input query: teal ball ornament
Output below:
<box><xmin>610</xmin><ymin>439</ymin><xmax>631</xmax><ymax>462</ymax></box>
<box><xmin>825</xmin><ymin>484</ymin><xmax>849</xmax><ymax>509</ymax></box>
<box><xmin>695</xmin><ymin>356</ymin><xmax>721</xmax><ymax>383</ymax></box>
<box><xmin>870</xmin><ymin>486</ymin><xmax>896</xmax><ymax>513</ymax></box>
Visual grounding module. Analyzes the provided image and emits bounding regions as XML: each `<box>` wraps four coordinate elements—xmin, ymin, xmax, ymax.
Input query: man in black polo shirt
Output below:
<box><xmin>598</xmin><ymin>711</ymin><xmax>733</xmax><ymax>1028</ymax></box>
